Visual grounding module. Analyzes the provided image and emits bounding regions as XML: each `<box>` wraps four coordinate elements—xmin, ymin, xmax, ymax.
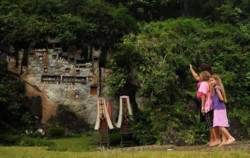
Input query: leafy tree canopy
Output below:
<box><xmin>108</xmin><ymin>18</ymin><xmax>250</xmax><ymax>144</ymax></box>
<box><xmin>0</xmin><ymin>0</ymin><xmax>138</xmax><ymax>51</ymax></box>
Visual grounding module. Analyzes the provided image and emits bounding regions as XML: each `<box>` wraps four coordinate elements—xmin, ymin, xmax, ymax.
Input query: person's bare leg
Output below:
<box><xmin>215</xmin><ymin>127</ymin><xmax>221</xmax><ymax>142</ymax></box>
<box><xmin>209</xmin><ymin>127</ymin><xmax>221</xmax><ymax>146</ymax></box>
<box><xmin>218</xmin><ymin>133</ymin><xmax>227</xmax><ymax>147</ymax></box>
<box><xmin>219</xmin><ymin>127</ymin><xmax>235</xmax><ymax>145</ymax></box>
<box><xmin>207</xmin><ymin>128</ymin><xmax>213</xmax><ymax>145</ymax></box>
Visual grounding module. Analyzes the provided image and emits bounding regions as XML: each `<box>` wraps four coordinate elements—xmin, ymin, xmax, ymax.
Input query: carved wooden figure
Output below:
<box><xmin>116</xmin><ymin>96</ymin><xmax>134</xmax><ymax>146</ymax></box>
<box><xmin>117</xmin><ymin>96</ymin><xmax>133</xmax><ymax>128</ymax></box>
<box><xmin>94</xmin><ymin>98</ymin><xmax>114</xmax><ymax>147</ymax></box>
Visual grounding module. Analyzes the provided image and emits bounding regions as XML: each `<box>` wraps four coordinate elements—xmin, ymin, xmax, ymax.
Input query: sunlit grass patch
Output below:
<box><xmin>48</xmin><ymin>134</ymin><xmax>97</xmax><ymax>152</ymax></box>
<box><xmin>0</xmin><ymin>146</ymin><xmax>249</xmax><ymax>158</ymax></box>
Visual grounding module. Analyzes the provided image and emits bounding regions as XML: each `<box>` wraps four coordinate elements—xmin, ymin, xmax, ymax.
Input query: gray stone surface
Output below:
<box><xmin>24</xmin><ymin>49</ymin><xmax>99</xmax><ymax>125</ymax></box>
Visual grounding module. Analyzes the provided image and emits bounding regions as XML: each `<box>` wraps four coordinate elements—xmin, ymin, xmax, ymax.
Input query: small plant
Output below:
<box><xmin>0</xmin><ymin>135</ymin><xmax>21</xmax><ymax>145</ymax></box>
<box><xmin>18</xmin><ymin>137</ymin><xmax>53</xmax><ymax>146</ymax></box>
<box><xmin>49</xmin><ymin>126</ymin><xmax>65</xmax><ymax>138</ymax></box>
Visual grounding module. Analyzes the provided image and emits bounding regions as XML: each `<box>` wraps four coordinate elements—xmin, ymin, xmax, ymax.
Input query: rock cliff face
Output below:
<box><xmin>7</xmin><ymin>48</ymin><xmax>103</xmax><ymax>126</ymax></box>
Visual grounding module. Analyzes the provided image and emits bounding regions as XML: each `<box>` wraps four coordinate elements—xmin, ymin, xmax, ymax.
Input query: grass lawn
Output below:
<box><xmin>0</xmin><ymin>146</ymin><xmax>249</xmax><ymax>158</ymax></box>
<box><xmin>0</xmin><ymin>135</ymin><xmax>249</xmax><ymax>158</ymax></box>
<box><xmin>48</xmin><ymin>135</ymin><xmax>96</xmax><ymax>152</ymax></box>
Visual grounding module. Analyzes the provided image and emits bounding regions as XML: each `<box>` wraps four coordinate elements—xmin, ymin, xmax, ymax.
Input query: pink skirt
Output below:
<box><xmin>213</xmin><ymin>109</ymin><xmax>229</xmax><ymax>127</ymax></box>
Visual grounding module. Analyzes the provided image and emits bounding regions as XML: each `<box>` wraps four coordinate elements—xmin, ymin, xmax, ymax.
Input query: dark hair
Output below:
<box><xmin>199</xmin><ymin>63</ymin><xmax>212</xmax><ymax>74</ymax></box>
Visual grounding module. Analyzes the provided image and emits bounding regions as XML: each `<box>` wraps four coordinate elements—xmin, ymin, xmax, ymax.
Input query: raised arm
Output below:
<box><xmin>189</xmin><ymin>64</ymin><xmax>200</xmax><ymax>81</ymax></box>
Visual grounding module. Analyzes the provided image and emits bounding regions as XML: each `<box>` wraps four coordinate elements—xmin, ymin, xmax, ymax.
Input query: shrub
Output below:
<box><xmin>49</xmin><ymin>126</ymin><xmax>65</xmax><ymax>138</ymax></box>
<box><xmin>110</xmin><ymin>129</ymin><xmax>122</xmax><ymax>145</ymax></box>
<box><xmin>108</xmin><ymin>18</ymin><xmax>250</xmax><ymax>145</ymax></box>
<box><xmin>18</xmin><ymin>137</ymin><xmax>53</xmax><ymax>146</ymax></box>
<box><xmin>0</xmin><ymin>135</ymin><xmax>53</xmax><ymax>146</ymax></box>
<box><xmin>0</xmin><ymin>135</ymin><xmax>21</xmax><ymax>145</ymax></box>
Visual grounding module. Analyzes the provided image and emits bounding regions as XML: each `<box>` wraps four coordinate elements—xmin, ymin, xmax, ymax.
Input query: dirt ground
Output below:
<box><xmin>109</xmin><ymin>141</ymin><xmax>250</xmax><ymax>153</ymax></box>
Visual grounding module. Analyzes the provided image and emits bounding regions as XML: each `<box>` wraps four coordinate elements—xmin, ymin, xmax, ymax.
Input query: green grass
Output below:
<box><xmin>0</xmin><ymin>146</ymin><xmax>249</xmax><ymax>158</ymax></box>
<box><xmin>0</xmin><ymin>135</ymin><xmax>249</xmax><ymax>158</ymax></box>
<box><xmin>48</xmin><ymin>135</ymin><xmax>96</xmax><ymax>152</ymax></box>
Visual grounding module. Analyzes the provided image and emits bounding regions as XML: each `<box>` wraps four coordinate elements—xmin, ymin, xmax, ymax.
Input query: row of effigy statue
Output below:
<box><xmin>94</xmin><ymin>96</ymin><xmax>134</xmax><ymax>147</ymax></box>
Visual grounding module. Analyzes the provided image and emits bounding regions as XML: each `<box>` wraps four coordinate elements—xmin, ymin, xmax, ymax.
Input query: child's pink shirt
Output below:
<box><xmin>197</xmin><ymin>81</ymin><xmax>212</xmax><ymax>113</ymax></box>
<box><xmin>196</xmin><ymin>81</ymin><xmax>202</xmax><ymax>98</ymax></box>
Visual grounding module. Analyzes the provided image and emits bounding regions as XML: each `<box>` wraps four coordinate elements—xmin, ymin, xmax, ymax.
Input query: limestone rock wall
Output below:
<box><xmin>6</xmin><ymin>47</ymin><xmax>122</xmax><ymax>128</ymax></box>
<box><xmin>8</xmin><ymin>48</ymin><xmax>101</xmax><ymax>126</ymax></box>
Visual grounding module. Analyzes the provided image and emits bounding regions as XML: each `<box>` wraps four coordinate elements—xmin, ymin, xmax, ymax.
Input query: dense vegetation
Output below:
<box><xmin>0</xmin><ymin>0</ymin><xmax>138</xmax><ymax>69</ymax></box>
<box><xmin>107</xmin><ymin>0</ymin><xmax>250</xmax><ymax>145</ymax></box>
<box><xmin>0</xmin><ymin>54</ymin><xmax>35</xmax><ymax>134</ymax></box>
<box><xmin>108</xmin><ymin>18</ymin><xmax>250</xmax><ymax>145</ymax></box>
<box><xmin>0</xmin><ymin>0</ymin><xmax>249</xmax><ymax>146</ymax></box>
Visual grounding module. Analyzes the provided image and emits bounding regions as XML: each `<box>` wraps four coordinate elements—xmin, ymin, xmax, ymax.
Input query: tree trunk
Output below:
<box><xmin>180</xmin><ymin>0</ymin><xmax>190</xmax><ymax>16</ymax></box>
<box><xmin>20</xmin><ymin>43</ymin><xmax>29</xmax><ymax>75</ymax></box>
<box><xmin>14</xmin><ymin>46</ymin><xmax>19</xmax><ymax>68</ymax></box>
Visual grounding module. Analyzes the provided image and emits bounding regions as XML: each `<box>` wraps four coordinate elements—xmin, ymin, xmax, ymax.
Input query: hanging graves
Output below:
<box><xmin>90</xmin><ymin>86</ymin><xmax>98</xmax><ymax>95</ymax></box>
<box><xmin>43</xmin><ymin>67</ymin><xmax>48</xmax><ymax>73</ymax></box>
<box><xmin>74</xmin><ymin>76</ymin><xmax>86</xmax><ymax>84</ymax></box>
<box><xmin>41</xmin><ymin>75</ymin><xmax>61</xmax><ymax>84</ymax></box>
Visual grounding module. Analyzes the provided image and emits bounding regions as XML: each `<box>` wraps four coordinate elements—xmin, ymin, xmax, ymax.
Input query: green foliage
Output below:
<box><xmin>0</xmin><ymin>0</ymin><xmax>249</xmax><ymax>147</ymax></box>
<box><xmin>106</xmin><ymin>70</ymin><xmax>127</xmax><ymax>95</ymax></box>
<box><xmin>108</xmin><ymin>0</ymin><xmax>250</xmax><ymax>22</ymax></box>
<box><xmin>0</xmin><ymin>0</ymin><xmax>138</xmax><ymax>52</ymax></box>
<box><xmin>216</xmin><ymin>2</ymin><xmax>243</xmax><ymax>23</ymax></box>
<box><xmin>0</xmin><ymin>135</ymin><xmax>53</xmax><ymax>146</ymax></box>
<box><xmin>80</xmin><ymin>0</ymin><xmax>138</xmax><ymax>47</ymax></box>
<box><xmin>108</xmin><ymin>18</ymin><xmax>250</xmax><ymax>145</ymax></box>
<box><xmin>49</xmin><ymin>126</ymin><xmax>65</xmax><ymax>138</ymax></box>
<box><xmin>54</xmin><ymin>14</ymin><xmax>91</xmax><ymax>43</ymax></box>
<box><xmin>0</xmin><ymin>56</ymin><xmax>35</xmax><ymax>134</ymax></box>
<box><xmin>0</xmin><ymin>135</ymin><xmax>21</xmax><ymax>145</ymax></box>
<box><xmin>0</xmin><ymin>72</ymin><xmax>35</xmax><ymax>134</ymax></box>
<box><xmin>18</xmin><ymin>137</ymin><xmax>53</xmax><ymax>146</ymax></box>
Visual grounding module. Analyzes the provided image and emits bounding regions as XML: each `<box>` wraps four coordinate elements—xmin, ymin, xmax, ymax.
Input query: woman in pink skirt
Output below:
<box><xmin>209</xmin><ymin>75</ymin><xmax>235</xmax><ymax>146</ymax></box>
